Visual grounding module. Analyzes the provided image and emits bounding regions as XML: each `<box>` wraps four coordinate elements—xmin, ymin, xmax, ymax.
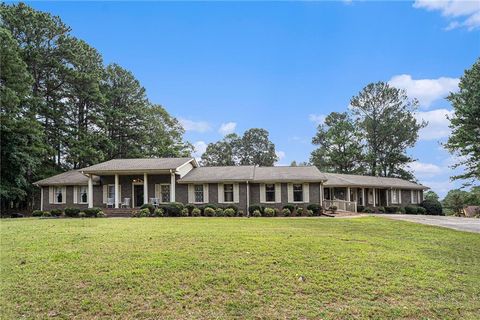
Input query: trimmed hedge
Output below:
<box><xmin>204</xmin><ymin>207</ymin><xmax>215</xmax><ymax>217</ymax></box>
<box><xmin>84</xmin><ymin>207</ymin><xmax>102</xmax><ymax>217</ymax></box>
<box><xmin>417</xmin><ymin>207</ymin><xmax>427</xmax><ymax>215</ymax></box>
<box><xmin>385</xmin><ymin>206</ymin><xmax>400</xmax><ymax>214</ymax></box>
<box><xmin>32</xmin><ymin>210</ymin><xmax>44</xmax><ymax>217</ymax></box>
<box><xmin>420</xmin><ymin>199</ymin><xmax>443</xmax><ymax>216</ymax></box>
<box><xmin>191</xmin><ymin>208</ymin><xmax>201</xmax><ymax>217</ymax></box>
<box><xmin>405</xmin><ymin>206</ymin><xmax>418</xmax><ymax>215</ymax></box>
<box><xmin>263</xmin><ymin>207</ymin><xmax>275</xmax><ymax>217</ymax></box>
<box><xmin>224</xmin><ymin>208</ymin><xmax>236</xmax><ymax>217</ymax></box>
<box><xmin>50</xmin><ymin>209</ymin><xmax>63</xmax><ymax>217</ymax></box>
<box><xmin>307</xmin><ymin>203</ymin><xmax>322</xmax><ymax>215</ymax></box>
<box><xmin>283</xmin><ymin>204</ymin><xmax>296</xmax><ymax>212</ymax></box>
<box><xmin>159</xmin><ymin>202</ymin><xmax>184</xmax><ymax>217</ymax></box>
<box><xmin>65</xmin><ymin>207</ymin><xmax>80</xmax><ymax>217</ymax></box>
<box><xmin>252</xmin><ymin>210</ymin><xmax>261</xmax><ymax>217</ymax></box>
<box><xmin>248</xmin><ymin>204</ymin><xmax>264</xmax><ymax>214</ymax></box>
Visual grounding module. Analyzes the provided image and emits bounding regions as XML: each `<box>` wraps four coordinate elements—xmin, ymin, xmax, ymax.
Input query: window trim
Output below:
<box><xmin>54</xmin><ymin>186</ymin><xmax>66</xmax><ymax>204</ymax></box>
<box><xmin>265</xmin><ymin>184</ymin><xmax>276</xmax><ymax>203</ymax></box>
<box><xmin>160</xmin><ymin>183</ymin><xmax>171</xmax><ymax>203</ymax></box>
<box><xmin>391</xmin><ymin>189</ymin><xmax>399</xmax><ymax>204</ymax></box>
<box><xmin>292</xmin><ymin>183</ymin><xmax>304</xmax><ymax>203</ymax></box>
<box><xmin>193</xmin><ymin>184</ymin><xmax>204</xmax><ymax>204</ymax></box>
<box><xmin>223</xmin><ymin>183</ymin><xmax>234</xmax><ymax>203</ymax></box>
<box><xmin>79</xmin><ymin>185</ymin><xmax>88</xmax><ymax>204</ymax></box>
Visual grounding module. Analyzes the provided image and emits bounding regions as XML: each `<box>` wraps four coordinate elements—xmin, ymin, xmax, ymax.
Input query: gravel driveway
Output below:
<box><xmin>373</xmin><ymin>214</ymin><xmax>480</xmax><ymax>233</ymax></box>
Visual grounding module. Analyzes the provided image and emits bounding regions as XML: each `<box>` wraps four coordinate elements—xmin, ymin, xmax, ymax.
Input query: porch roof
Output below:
<box><xmin>34</xmin><ymin>170</ymin><xmax>100</xmax><ymax>186</ymax></box>
<box><xmin>323</xmin><ymin>172</ymin><xmax>428</xmax><ymax>190</ymax></box>
<box><xmin>80</xmin><ymin>158</ymin><xmax>196</xmax><ymax>174</ymax></box>
<box><xmin>178</xmin><ymin>166</ymin><xmax>255</xmax><ymax>183</ymax></box>
<box><xmin>253</xmin><ymin>166</ymin><xmax>327</xmax><ymax>182</ymax></box>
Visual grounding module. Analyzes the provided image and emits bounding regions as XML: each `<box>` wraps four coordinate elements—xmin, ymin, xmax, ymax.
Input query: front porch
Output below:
<box><xmin>323</xmin><ymin>186</ymin><xmax>391</xmax><ymax>208</ymax></box>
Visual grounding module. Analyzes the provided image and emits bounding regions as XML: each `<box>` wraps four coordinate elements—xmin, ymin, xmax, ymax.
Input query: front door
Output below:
<box><xmin>134</xmin><ymin>185</ymin><xmax>144</xmax><ymax>207</ymax></box>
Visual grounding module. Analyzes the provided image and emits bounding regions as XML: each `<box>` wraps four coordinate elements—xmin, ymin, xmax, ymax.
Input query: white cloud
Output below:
<box><xmin>276</xmin><ymin>150</ymin><xmax>286</xmax><ymax>160</ymax></box>
<box><xmin>179</xmin><ymin>118</ymin><xmax>211</xmax><ymax>133</ymax></box>
<box><xmin>192</xmin><ymin>140</ymin><xmax>208</xmax><ymax>161</ymax></box>
<box><xmin>388</xmin><ymin>74</ymin><xmax>459</xmax><ymax>108</ymax></box>
<box><xmin>218</xmin><ymin>122</ymin><xmax>237</xmax><ymax>135</ymax></box>
<box><xmin>414</xmin><ymin>108</ymin><xmax>454</xmax><ymax>140</ymax></box>
<box><xmin>408</xmin><ymin>161</ymin><xmax>443</xmax><ymax>178</ymax></box>
<box><xmin>413</xmin><ymin>0</ymin><xmax>480</xmax><ymax>31</ymax></box>
<box><xmin>308</xmin><ymin>114</ymin><xmax>327</xmax><ymax>125</ymax></box>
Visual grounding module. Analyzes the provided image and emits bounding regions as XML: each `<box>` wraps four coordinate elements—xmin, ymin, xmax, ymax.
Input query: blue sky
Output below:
<box><xmin>26</xmin><ymin>1</ymin><xmax>479</xmax><ymax>198</ymax></box>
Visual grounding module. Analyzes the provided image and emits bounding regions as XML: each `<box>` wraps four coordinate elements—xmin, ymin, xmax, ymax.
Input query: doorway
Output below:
<box><xmin>134</xmin><ymin>185</ymin><xmax>144</xmax><ymax>207</ymax></box>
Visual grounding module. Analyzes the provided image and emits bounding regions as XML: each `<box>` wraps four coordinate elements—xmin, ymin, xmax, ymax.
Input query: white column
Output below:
<box><xmin>362</xmin><ymin>188</ymin><xmax>366</xmax><ymax>206</ymax></box>
<box><xmin>170</xmin><ymin>171</ymin><xmax>175</xmax><ymax>202</ymax></box>
<box><xmin>246</xmin><ymin>181</ymin><xmax>250</xmax><ymax>216</ymax></box>
<box><xmin>319</xmin><ymin>183</ymin><xmax>324</xmax><ymax>207</ymax></box>
<box><xmin>373</xmin><ymin>188</ymin><xmax>376</xmax><ymax>207</ymax></box>
<box><xmin>88</xmin><ymin>175</ymin><xmax>93</xmax><ymax>208</ymax></box>
<box><xmin>40</xmin><ymin>187</ymin><xmax>44</xmax><ymax>211</ymax></box>
<box><xmin>144</xmin><ymin>173</ymin><xmax>148</xmax><ymax>205</ymax></box>
<box><xmin>115</xmin><ymin>174</ymin><xmax>119</xmax><ymax>209</ymax></box>
<box><xmin>346</xmin><ymin>187</ymin><xmax>351</xmax><ymax>202</ymax></box>
<box><xmin>386</xmin><ymin>189</ymin><xmax>389</xmax><ymax>206</ymax></box>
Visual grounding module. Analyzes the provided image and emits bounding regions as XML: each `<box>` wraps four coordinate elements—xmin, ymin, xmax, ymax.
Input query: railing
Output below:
<box><xmin>323</xmin><ymin>199</ymin><xmax>357</xmax><ymax>212</ymax></box>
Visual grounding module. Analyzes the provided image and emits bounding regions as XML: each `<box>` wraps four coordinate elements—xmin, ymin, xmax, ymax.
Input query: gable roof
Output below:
<box><xmin>81</xmin><ymin>158</ymin><xmax>196</xmax><ymax>174</ymax></box>
<box><xmin>178</xmin><ymin>166</ymin><xmax>327</xmax><ymax>183</ymax></box>
<box><xmin>34</xmin><ymin>170</ymin><xmax>100</xmax><ymax>186</ymax></box>
<box><xmin>178</xmin><ymin>166</ymin><xmax>255</xmax><ymax>183</ymax></box>
<box><xmin>323</xmin><ymin>172</ymin><xmax>428</xmax><ymax>190</ymax></box>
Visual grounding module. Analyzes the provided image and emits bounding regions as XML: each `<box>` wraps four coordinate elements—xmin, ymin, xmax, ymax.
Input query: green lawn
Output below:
<box><xmin>1</xmin><ymin>217</ymin><xmax>479</xmax><ymax>319</ymax></box>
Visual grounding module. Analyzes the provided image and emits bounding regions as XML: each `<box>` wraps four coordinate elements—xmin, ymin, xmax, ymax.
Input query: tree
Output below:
<box><xmin>310</xmin><ymin>112</ymin><xmax>364</xmax><ymax>174</ymax></box>
<box><xmin>350</xmin><ymin>82</ymin><xmax>426</xmax><ymax>180</ymax></box>
<box><xmin>0</xmin><ymin>28</ymin><xmax>45</xmax><ymax>211</ymax></box>
<box><xmin>445</xmin><ymin>58</ymin><xmax>480</xmax><ymax>186</ymax></box>
<box><xmin>442</xmin><ymin>189</ymin><xmax>470</xmax><ymax>216</ymax></box>
<box><xmin>424</xmin><ymin>191</ymin><xmax>439</xmax><ymax>201</ymax></box>
<box><xmin>201</xmin><ymin>129</ymin><xmax>278</xmax><ymax>166</ymax></box>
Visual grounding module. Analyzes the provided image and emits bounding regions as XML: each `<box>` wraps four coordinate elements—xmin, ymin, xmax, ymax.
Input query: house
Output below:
<box><xmin>34</xmin><ymin>157</ymin><xmax>428</xmax><ymax>212</ymax></box>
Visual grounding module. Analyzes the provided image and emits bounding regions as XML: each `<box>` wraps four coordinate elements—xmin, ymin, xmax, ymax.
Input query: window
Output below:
<box><xmin>391</xmin><ymin>189</ymin><xmax>399</xmax><ymax>204</ymax></box>
<box><xmin>224</xmin><ymin>184</ymin><xmax>234</xmax><ymax>202</ymax></box>
<box><xmin>265</xmin><ymin>184</ymin><xmax>275</xmax><ymax>202</ymax></box>
<box><xmin>411</xmin><ymin>190</ymin><xmax>418</xmax><ymax>204</ymax></box>
<box><xmin>108</xmin><ymin>185</ymin><xmax>115</xmax><ymax>201</ymax></box>
<box><xmin>79</xmin><ymin>186</ymin><xmax>88</xmax><ymax>203</ymax></box>
<box><xmin>161</xmin><ymin>184</ymin><xmax>170</xmax><ymax>203</ymax></box>
<box><xmin>293</xmin><ymin>184</ymin><xmax>303</xmax><ymax>202</ymax></box>
<box><xmin>194</xmin><ymin>185</ymin><xmax>204</xmax><ymax>203</ymax></box>
<box><xmin>55</xmin><ymin>186</ymin><xmax>64</xmax><ymax>204</ymax></box>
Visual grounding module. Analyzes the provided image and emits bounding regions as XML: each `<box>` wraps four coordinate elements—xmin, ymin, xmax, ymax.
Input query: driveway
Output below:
<box><xmin>373</xmin><ymin>214</ymin><xmax>480</xmax><ymax>233</ymax></box>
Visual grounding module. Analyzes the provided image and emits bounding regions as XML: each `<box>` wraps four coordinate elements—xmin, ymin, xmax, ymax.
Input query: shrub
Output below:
<box><xmin>281</xmin><ymin>208</ymin><xmax>291</xmax><ymax>216</ymax></box>
<box><xmin>237</xmin><ymin>210</ymin><xmax>245</xmax><ymax>217</ymax></box>
<box><xmin>84</xmin><ymin>207</ymin><xmax>102</xmax><ymax>218</ymax></box>
<box><xmin>329</xmin><ymin>206</ymin><xmax>337</xmax><ymax>214</ymax></box>
<box><xmin>405</xmin><ymin>206</ymin><xmax>418</xmax><ymax>215</ymax></box>
<box><xmin>417</xmin><ymin>207</ymin><xmax>427</xmax><ymax>215</ymax></box>
<box><xmin>191</xmin><ymin>207</ymin><xmax>201</xmax><ymax>217</ymax></box>
<box><xmin>139</xmin><ymin>208</ymin><xmax>150</xmax><ymax>217</ymax></box>
<box><xmin>32</xmin><ymin>210</ymin><xmax>44</xmax><ymax>217</ymax></box>
<box><xmin>357</xmin><ymin>205</ymin><xmax>365</xmax><ymax>213</ymax></box>
<box><xmin>252</xmin><ymin>209</ymin><xmax>261</xmax><ymax>217</ymax></box>
<box><xmin>296</xmin><ymin>207</ymin><xmax>304</xmax><ymax>216</ymax></box>
<box><xmin>64</xmin><ymin>207</ymin><xmax>80</xmax><ymax>217</ymax></box>
<box><xmin>215</xmin><ymin>208</ymin><xmax>225</xmax><ymax>217</ymax></box>
<box><xmin>97</xmin><ymin>211</ymin><xmax>106</xmax><ymax>218</ymax></box>
<box><xmin>79</xmin><ymin>212</ymin><xmax>86</xmax><ymax>218</ymax></box>
<box><xmin>307</xmin><ymin>203</ymin><xmax>322</xmax><ymax>215</ymax></box>
<box><xmin>159</xmin><ymin>202</ymin><xmax>184</xmax><ymax>217</ymax></box>
<box><xmin>154</xmin><ymin>208</ymin><xmax>164</xmax><ymax>217</ymax></box>
<box><xmin>283</xmin><ymin>204</ymin><xmax>296</xmax><ymax>212</ymax></box>
<box><xmin>140</xmin><ymin>203</ymin><xmax>155</xmax><ymax>215</ymax></box>
<box><xmin>224</xmin><ymin>208</ymin><xmax>236</xmax><ymax>217</ymax></box>
<box><xmin>224</xmin><ymin>204</ymin><xmax>238</xmax><ymax>214</ymax></box>
<box><xmin>50</xmin><ymin>209</ymin><xmax>63</xmax><ymax>217</ymax></box>
<box><xmin>274</xmin><ymin>208</ymin><xmax>280</xmax><ymax>217</ymax></box>
<box><xmin>185</xmin><ymin>204</ymin><xmax>196</xmax><ymax>214</ymax></box>
<box><xmin>306</xmin><ymin>209</ymin><xmax>314</xmax><ymax>217</ymax></box>
<box><xmin>42</xmin><ymin>211</ymin><xmax>52</xmax><ymax>217</ymax></box>
<box><xmin>398</xmin><ymin>206</ymin><xmax>406</xmax><ymax>214</ymax></box>
<box><xmin>204</xmin><ymin>207</ymin><xmax>215</xmax><ymax>217</ymax></box>
<box><xmin>420</xmin><ymin>199</ymin><xmax>443</xmax><ymax>216</ymax></box>
<box><xmin>181</xmin><ymin>208</ymin><xmax>189</xmax><ymax>216</ymax></box>
<box><xmin>385</xmin><ymin>206</ymin><xmax>400</xmax><ymax>214</ymax></box>
<box><xmin>248</xmin><ymin>204</ymin><xmax>264</xmax><ymax>214</ymax></box>
<box><xmin>377</xmin><ymin>207</ymin><xmax>385</xmax><ymax>213</ymax></box>
<box><xmin>263</xmin><ymin>207</ymin><xmax>275</xmax><ymax>217</ymax></box>
<box><xmin>203</xmin><ymin>203</ymin><xmax>217</xmax><ymax>210</ymax></box>
<box><xmin>361</xmin><ymin>207</ymin><xmax>373</xmax><ymax>213</ymax></box>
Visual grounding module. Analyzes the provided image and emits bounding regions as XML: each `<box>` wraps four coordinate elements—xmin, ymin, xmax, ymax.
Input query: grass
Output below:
<box><xmin>1</xmin><ymin>217</ymin><xmax>479</xmax><ymax>319</ymax></box>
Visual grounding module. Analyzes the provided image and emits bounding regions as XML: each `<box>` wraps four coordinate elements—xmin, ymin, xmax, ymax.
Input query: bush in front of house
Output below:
<box><xmin>398</xmin><ymin>206</ymin><xmax>406</xmax><ymax>214</ymax></box>
<box><xmin>79</xmin><ymin>212</ymin><xmax>86</xmax><ymax>218</ymax></box>
<box><xmin>307</xmin><ymin>203</ymin><xmax>322</xmax><ymax>215</ymax></box>
<box><xmin>65</xmin><ymin>207</ymin><xmax>80</xmax><ymax>217</ymax></box>
<box><xmin>153</xmin><ymin>208</ymin><xmax>164</xmax><ymax>217</ymax></box>
<box><xmin>42</xmin><ymin>211</ymin><xmax>52</xmax><ymax>217</ymax></box>
<box><xmin>306</xmin><ymin>209</ymin><xmax>314</xmax><ymax>217</ymax></box>
<box><xmin>283</xmin><ymin>204</ymin><xmax>296</xmax><ymax>213</ymax></box>
<box><xmin>361</xmin><ymin>207</ymin><xmax>374</xmax><ymax>213</ymax></box>
<box><xmin>237</xmin><ymin>210</ymin><xmax>245</xmax><ymax>217</ymax></box>
<box><xmin>281</xmin><ymin>208</ymin><xmax>291</xmax><ymax>216</ymax></box>
<box><xmin>357</xmin><ymin>205</ymin><xmax>365</xmax><ymax>213</ymax></box>
<box><xmin>224</xmin><ymin>208</ymin><xmax>236</xmax><ymax>217</ymax></box>
<box><xmin>181</xmin><ymin>208</ymin><xmax>189</xmax><ymax>216</ymax></box>
<box><xmin>329</xmin><ymin>206</ymin><xmax>338</xmax><ymax>214</ymax></box>
<box><xmin>204</xmin><ymin>207</ymin><xmax>216</xmax><ymax>217</ymax></box>
<box><xmin>185</xmin><ymin>204</ymin><xmax>196</xmax><ymax>214</ymax></box>
<box><xmin>159</xmin><ymin>202</ymin><xmax>184</xmax><ymax>217</ymax></box>
<box><xmin>420</xmin><ymin>199</ymin><xmax>443</xmax><ymax>216</ymax></box>
<box><xmin>417</xmin><ymin>207</ymin><xmax>427</xmax><ymax>215</ymax></box>
<box><xmin>140</xmin><ymin>203</ymin><xmax>155</xmax><ymax>215</ymax></box>
<box><xmin>32</xmin><ymin>210</ymin><xmax>44</xmax><ymax>217</ymax></box>
<box><xmin>405</xmin><ymin>206</ymin><xmax>418</xmax><ymax>215</ymax></box>
<box><xmin>296</xmin><ymin>207</ymin><xmax>304</xmax><ymax>216</ymax></box>
<box><xmin>215</xmin><ymin>208</ymin><xmax>225</xmax><ymax>217</ymax></box>
<box><xmin>385</xmin><ymin>206</ymin><xmax>400</xmax><ymax>214</ymax></box>
<box><xmin>84</xmin><ymin>207</ymin><xmax>102</xmax><ymax>217</ymax></box>
<box><xmin>223</xmin><ymin>204</ymin><xmax>238</xmax><ymax>214</ymax></box>
<box><xmin>191</xmin><ymin>207</ymin><xmax>201</xmax><ymax>217</ymax></box>
<box><xmin>248</xmin><ymin>204</ymin><xmax>264</xmax><ymax>215</ymax></box>
<box><xmin>252</xmin><ymin>209</ymin><xmax>261</xmax><ymax>217</ymax></box>
<box><xmin>263</xmin><ymin>207</ymin><xmax>275</xmax><ymax>217</ymax></box>
<box><xmin>97</xmin><ymin>211</ymin><xmax>106</xmax><ymax>218</ymax></box>
<box><xmin>50</xmin><ymin>209</ymin><xmax>63</xmax><ymax>217</ymax></box>
<box><xmin>377</xmin><ymin>207</ymin><xmax>385</xmax><ymax>213</ymax></box>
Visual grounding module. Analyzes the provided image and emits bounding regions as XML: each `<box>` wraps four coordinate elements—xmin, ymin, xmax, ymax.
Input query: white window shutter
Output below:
<box><xmin>62</xmin><ymin>187</ymin><xmax>67</xmax><ymax>204</ymax></box>
<box><xmin>398</xmin><ymin>190</ymin><xmax>402</xmax><ymax>204</ymax></box>
<box><xmin>275</xmin><ymin>183</ymin><xmax>281</xmax><ymax>203</ymax></box>
<box><xmin>260</xmin><ymin>184</ymin><xmax>266</xmax><ymax>203</ymax></box>
<box><xmin>188</xmin><ymin>184</ymin><xmax>194</xmax><ymax>203</ymax></box>
<box><xmin>49</xmin><ymin>186</ymin><xmax>54</xmax><ymax>204</ymax></box>
<box><xmin>303</xmin><ymin>183</ymin><xmax>309</xmax><ymax>203</ymax></box>
<box><xmin>103</xmin><ymin>185</ymin><xmax>107</xmax><ymax>204</ymax></box>
<box><xmin>233</xmin><ymin>183</ymin><xmax>239</xmax><ymax>203</ymax></box>
<box><xmin>204</xmin><ymin>184</ymin><xmax>209</xmax><ymax>203</ymax></box>
<box><xmin>154</xmin><ymin>184</ymin><xmax>160</xmax><ymax>199</ymax></box>
<box><xmin>73</xmin><ymin>186</ymin><xmax>78</xmax><ymax>204</ymax></box>
<box><xmin>218</xmin><ymin>184</ymin><xmax>224</xmax><ymax>203</ymax></box>
<box><xmin>287</xmin><ymin>183</ymin><xmax>293</xmax><ymax>203</ymax></box>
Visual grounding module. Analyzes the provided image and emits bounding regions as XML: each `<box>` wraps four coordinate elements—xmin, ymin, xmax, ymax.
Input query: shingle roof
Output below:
<box><xmin>179</xmin><ymin>166</ymin><xmax>255</xmax><ymax>183</ymax></box>
<box><xmin>34</xmin><ymin>170</ymin><xmax>100</xmax><ymax>186</ymax></box>
<box><xmin>253</xmin><ymin>166</ymin><xmax>327</xmax><ymax>182</ymax></box>
<box><xmin>178</xmin><ymin>166</ymin><xmax>327</xmax><ymax>183</ymax></box>
<box><xmin>81</xmin><ymin>158</ymin><xmax>195</xmax><ymax>173</ymax></box>
<box><xmin>323</xmin><ymin>172</ymin><xmax>428</xmax><ymax>190</ymax></box>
